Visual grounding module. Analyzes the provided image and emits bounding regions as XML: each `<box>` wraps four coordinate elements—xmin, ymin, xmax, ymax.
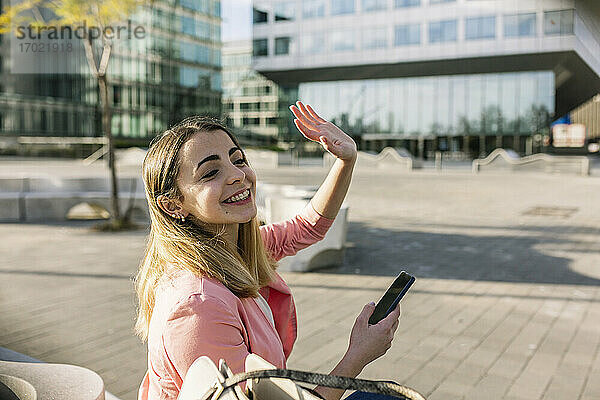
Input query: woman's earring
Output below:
<box><xmin>181</xmin><ymin>215</ymin><xmax>186</xmax><ymax>222</ymax></box>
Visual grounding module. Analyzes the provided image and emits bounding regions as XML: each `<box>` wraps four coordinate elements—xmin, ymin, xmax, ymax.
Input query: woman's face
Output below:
<box><xmin>174</xmin><ymin>130</ymin><xmax>257</xmax><ymax>226</ymax></box>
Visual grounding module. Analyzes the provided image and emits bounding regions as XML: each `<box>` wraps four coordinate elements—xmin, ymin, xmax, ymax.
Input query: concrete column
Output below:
<box><xmin>479</xmin><ymin>135</ymin><xmax>486</xmax><ymax>157</ymax></box>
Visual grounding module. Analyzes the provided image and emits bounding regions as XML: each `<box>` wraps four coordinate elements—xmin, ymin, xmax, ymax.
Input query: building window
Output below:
<box><xmin>301</xmin><ymin>33</ymin><xmax>326</xmax><ymax>54</ymax></box>
<box><xmin>430</xmin><ymin>0</ymin><xmax>454</xmax><ymax>4</ymax></box>
<box><xmin>275</xmin><ymin>37</ymin><xmax>292</xmax><ymax>55</ymax></box>
<box><xmin>274</xmin><ymin>2</ymin><xmax>295</xmax><ymax>21</ymax></box>
<box><xmin>429</xmin><ymin>20</ymin><xmax>457</xmax><ymax>43</ymax></box>
<box><xmin>395</xmin><ymin>0</ymin><xmax>419</xmax><ymax>7</ymax></box>
<box><xmin>331</xmin><ymin>30</ymin><xmax>356</xmax><ymax>52</ymax></box>
<box><xmin>331</xmin><ymin>0</ymin><xmax>355</xmax><ymax>15</ymax></box>
<box><xmin>362</xmin><ymin>0</ymin><xmax>386</xmax><ymax>12</ymax></box>
<box><xmin>253</xmin><ymin>39</ymin><xmax>268</xmax><ymax>56</ymax></box>
<box><xmin>303</xmin><ymin>0</ymin><xmax>325</xmax><ymax>18</ymax></box>
<box><xmin>362</xmin><ymin>27</ymin><xmax>388</xmax><ymax>49</ymax></box>
<box><xmin>395</xmin><ymin>24</ymin><xmax>420</xmax><ymax>46</ymax></box>
<box><xmin>465</xmin><ymin>16</ymin><xmax>496</xmax><ymax>40</ymax></box>
<box><xmin>544</xmin><ymin>9</ymin><xmax>574</xmax><ymax>36</ymax></box>
<box><xmin>253</xmin><ymin>7</ymin><xmax>268</xmax><ymax>23</ymax></box>
<box><xmin>504</xmin><ymin>13</ymin><xmax>536</xmax><ymax>38</ymax></box>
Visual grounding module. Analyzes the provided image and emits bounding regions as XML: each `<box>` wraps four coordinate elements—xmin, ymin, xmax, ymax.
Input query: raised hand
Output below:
<box><xmin>289</xmin><ymin>101</ymin><xmax>357</xmax><ymax>162</ymax></box>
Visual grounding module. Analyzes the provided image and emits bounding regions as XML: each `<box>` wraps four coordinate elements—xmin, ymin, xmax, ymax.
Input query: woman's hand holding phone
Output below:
<box><xmin>345</xmin><ymin>301</ymin><xmax>401</xmax><ymax>370</ymax></box>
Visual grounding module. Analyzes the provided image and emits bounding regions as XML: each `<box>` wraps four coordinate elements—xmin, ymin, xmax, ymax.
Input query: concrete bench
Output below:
<box><xmin>264</xmin><ymin>196</ymin><xmax>349</xmax><ymax>272</ymax></box>
<box><xmin>324</xmin><ymin>147</ymin><xmax>420</xmax><ymax>170</ymax></box>
<box><xmin>0</xmin><ymin>177</ymin><xmax>149</xmax><ymax>222</ymax></box>
<box><xmin>472</xmin><ymin>148</ymin><xmax>590</xmax><ymax>176</ymax></box>
<box><xmin>0</xmin><ymin>347</ymin><xmax>119</xmax><ymax>400</ymax></box>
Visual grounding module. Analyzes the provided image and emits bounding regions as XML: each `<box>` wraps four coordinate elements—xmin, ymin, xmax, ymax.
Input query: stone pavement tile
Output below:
<box><xmin>439</xmin><ymin>362</ymin><xmax>484</xmax><ymax>387</ymax></box>
<box><xmin>505</xmin><ymin>300</ymin><xmax>590</xmax><ymax>399</ymax></box>
<box><xmin>541</xmin><ymin>374</ymin><xmax>587</xmax><ymax>400</ymax></box>
<box><xmin>505</xmin><ymin>354</ymin><xmax>559</xmax><ymax>400</ymax></box>
<box><xmin>580</xmin><ymin>374</ymin><xmax>600</xmax><ymax>400</ymax></box>
<box><xmin>460</xmin><ymin>297</ymin><xmax>518</xmax><ymax>341</ymax></box>
<box><xmin>430</xmin><ymin>379</ymin><xmax>471</xmax><ymax>399</ymax></box>
<box><xmin>433</xmin><ymin>294</ymin><xmax>497</xmax><ymax>337</ymax></box>
<box><xmin>462</xmin><ymin>347</ymin><xmax>504</xmax><ymax>370</ymax></box>
<box><xmin>467</xmin><ymin>374</ymin><xmax>513</xmax><ymax>399</ymax></box>
<box><xmin>428</xmin><ymin>389</ymin><xmax>464</xmax><ymax>400</ymax></box>
<box><xmin>486</xmin><ymin>353</ymin><xmax>529</xmax><ymax>381</ymax></box>
<box><xmin>435</xmin><ymin>337</ymin><xmax>480</xmax><ymax>362</ymax></box>
<box><xmin>403</xmin><ymin>364</ymin><xmax>452</xmax><ymax>397</ymax></box>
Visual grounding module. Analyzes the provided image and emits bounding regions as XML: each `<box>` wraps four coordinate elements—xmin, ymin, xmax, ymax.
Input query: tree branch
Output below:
<box><xmin>98</xmin><ymin>41</ymin><xmax>112</xmax><ymax>76</ymax></box>
<box><xmin>82</xmin><ymin>34</ymin><xmax>99</xmax><ymax>77</ymax></box>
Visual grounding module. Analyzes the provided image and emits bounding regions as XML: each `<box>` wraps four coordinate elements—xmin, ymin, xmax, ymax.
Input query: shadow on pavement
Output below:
<box><xmin>317</xmin><ymin>221</ymin><xmax>600</xmax><ymax>286</ymax></box>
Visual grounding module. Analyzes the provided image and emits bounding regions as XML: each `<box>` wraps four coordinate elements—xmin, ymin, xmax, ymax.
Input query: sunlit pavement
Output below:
<box><xmin>1</xmin><ymin>157</ymin><xmax>599</xmax><ymax>400</ymax></box>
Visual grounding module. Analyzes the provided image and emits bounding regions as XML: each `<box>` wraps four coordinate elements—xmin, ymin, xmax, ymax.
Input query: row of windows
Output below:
<box><xmin>254</xmin><ymin>0</ymin><xmax>455</xmax><ymax>22</ymax></box>
<box><xmin>222</xmin><ymin>54</ymin><xmax>253</xmax><ymax>68</ymax></box>
<box><xmin>150</xmin><ymin>8</ymin><xmax>221</xmax><ymax>40</ymax></box>
<box><xmin>111</xmin><ymin>83</ymin><xmax>220</xmax><ymax>109</ymax></box>
<box><xmin>223</xmin><ymin>84</ymin><xmax>274</xmax><ymax>98</ymax></box>
<box><xmin>223</xmin><ymin>101</ymin><xmax>279</xmax><ymax>111</ymax></box>
<box><xmin>179</xmin><ymin>0</ymin><xmax>221</xmax><ymax>17</ymax></box>
<box><xmin>107</xmin><ymin>56</ymin><xmax>221</xmax><ymax>91</ymax></box>
<box><xmin>0</xmin><ymin>107</ymin><xmax>96</xmax><ymax>136</ymax></box>
<box><xmin>253</xmin><ymin>10</ymin><xmax>574</xmax><ymax>56</ymax></box>
<box><xmin>0</xmin><ymin>102</ymin><xmax>222</xmax><ymax>138</ymax></box>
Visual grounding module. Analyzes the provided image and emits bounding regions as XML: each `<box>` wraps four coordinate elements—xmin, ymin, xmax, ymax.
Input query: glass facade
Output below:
<box><xmin>301</xmin><ymin>33</ymin><xmax>326</xmax><ymax>54</ymax></box>
<box><xmin>331</xmin><ymin>0</ymin><xmax>355</xmax><ymax>16</ymax></box>
<box><xmin>395</xmin><ymin>0</ymin><xmax>420</xmax><ymax>8</ymax></box>
<box><xmin>465</xmin><ymin>16</ymin><xmax>496</xmax><ymax>40</ymax></box>
<box><xmin>504</xmin><ymin>13</ymin><xmax>536</xmax><ymax>38</ymax></box>
<box><xmin>331</xmin><ymin>30</ymin><xmax>356</xmax><ymax>52</ymax></box>
<box><xmin>362</xmin><ymin>27</ymin><xmax>388</xmax><ymax>49</ymax></box>
<box><xmin>362</xmin><ymin>0</ymin><xmax>387</xmax><ymax>12</ymax></box>
<box><xmin>253</xmin><ymin>39</ymin><xmax>268</xmax><ymax>56</ymax></box>
<box><xmin>296</xmin><ymin>71</ymin><xmax>554</xmax><ymax>138</ymax></box>
<box><xmin>275</xmin><ymin>37</ymin><xmax>292</xmax><ymax>55</ymax></box>
<box><xmin>222</xmin><ymin>43</ymin><xmax>283</xmax><ymax>139</ymax></box>
<box><xmin>0</xmin><ymin>0</ymin><xmax>222</xmax><ymax>139</ymax></box>
<box><xmin>274</xmin><ymin>2</ymin><xmax>295</xmax><ymax>21</ymax></box>
<box><xmin>303</xmin><ymin>0</ymin><xmax>326</xmax><ymax>19</ymax></box>
<box><xmin>429</xmin><ymin>20</ymin><xmax>457</xmax><ymax>43</ymax></box>
<box><xmin>395</xmin><ymin>24</ymin><xmax>421</xmax><ymax>46</ymax></box>
<box><xmin>544</xmin><ymin>9</ymin><xmax>574</xmax><ymax>36</ymax></box>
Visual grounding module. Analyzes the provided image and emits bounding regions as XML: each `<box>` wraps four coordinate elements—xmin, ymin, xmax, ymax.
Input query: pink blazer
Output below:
<box><xmin>138</xmin><ymin>202</ymin><xmax>334</xmax><ymax>400</ymax></box>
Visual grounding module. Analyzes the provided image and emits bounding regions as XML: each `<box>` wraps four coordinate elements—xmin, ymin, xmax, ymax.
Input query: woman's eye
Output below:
<box><xmin>202</xmin><ymin>169</ymin><xmax>218</xmax><ymax>179</ymax></box>
<box><xmin>234</xmin><ymin>158</ymin><xmax>246</xmax><ymax>165</ymax></box>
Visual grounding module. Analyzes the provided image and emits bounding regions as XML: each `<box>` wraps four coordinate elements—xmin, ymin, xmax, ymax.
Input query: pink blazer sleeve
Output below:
<box><xmin>162</xmin><ymin>294</ymin><xmax>250</xmax><ymax>382</ymax></box>
<box><xmin>259</xmin><ymin>201</ymin><xmax>335</xmax><ymax>261</ymax></box>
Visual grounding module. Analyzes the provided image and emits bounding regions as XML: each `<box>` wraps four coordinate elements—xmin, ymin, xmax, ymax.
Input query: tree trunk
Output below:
<box><xmin>98</xmin><ymin>74</ymin><xmax>121</xmax><ymax>221</ymax></box>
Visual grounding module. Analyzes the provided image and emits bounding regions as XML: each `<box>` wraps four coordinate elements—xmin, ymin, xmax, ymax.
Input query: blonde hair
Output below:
<box><xmin>134</xmin><ymin>117</ymin><xmax>277</xmax><ymax>341</ymax></box>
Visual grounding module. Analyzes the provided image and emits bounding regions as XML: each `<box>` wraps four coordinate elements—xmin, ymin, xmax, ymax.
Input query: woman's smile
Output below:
<box><xmin>222</xmin><ymin>188</ymin><xmax>252</xmax><ymax>205</ymax></box>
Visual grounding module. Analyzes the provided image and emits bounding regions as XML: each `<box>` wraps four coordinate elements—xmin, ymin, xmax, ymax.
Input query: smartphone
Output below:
<box><xmin>368</xmin><ymin>271</ymin><xmax>415</xmax><ymax>325</ymax></box>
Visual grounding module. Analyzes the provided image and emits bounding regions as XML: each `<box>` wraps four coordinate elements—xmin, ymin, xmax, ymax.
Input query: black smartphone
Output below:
<box><xmin>368</xmin><ymin>271</ymin><xmax>415</xmax><ymax>325</ymax></box>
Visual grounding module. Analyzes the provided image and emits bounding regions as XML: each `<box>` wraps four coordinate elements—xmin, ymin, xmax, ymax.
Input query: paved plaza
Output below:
<box><xmin>1</xmin><ymin>157</ymin><xmax>599</xmax><ymax>400</ymax></box>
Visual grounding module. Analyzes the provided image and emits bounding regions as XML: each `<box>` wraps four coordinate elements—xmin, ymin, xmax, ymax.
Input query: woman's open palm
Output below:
<box><xmin>289</xmin><ymin>101</ymin><xmax>358</xmax><ymax>162</ymax></box>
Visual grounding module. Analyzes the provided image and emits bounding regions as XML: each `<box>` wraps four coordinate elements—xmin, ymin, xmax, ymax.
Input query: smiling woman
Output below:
<box><xmin>135</xmin><ymin>103</ymin><xmax>402</xmax><ymax>400</ymax></box>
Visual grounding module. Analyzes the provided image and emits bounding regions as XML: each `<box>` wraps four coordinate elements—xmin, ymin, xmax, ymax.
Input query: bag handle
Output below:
<box><xmin>200</xmin><ymin>368</ymin><xmax>426</xmax><ymax>400</ymax></box>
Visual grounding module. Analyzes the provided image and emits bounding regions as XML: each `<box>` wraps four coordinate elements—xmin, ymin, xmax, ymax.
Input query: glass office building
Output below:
<box><xmin>295</xmin><ymin>71</ymin><xmax>554</xmax><ymax>156</ymax></box>
<box><xmin>0</xmin><ymin>0</ymin><xmax>222</xmax><ymax>142</ymax></box>
<box><xmin>253</xmin><ymin>0</ymin><xmax>600</xmax><ymax>158</ymax></box>
<box><xmin>222</xmin><ymin>41</ymin><xmax>284</xmax><ymax>141</ymax></box>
